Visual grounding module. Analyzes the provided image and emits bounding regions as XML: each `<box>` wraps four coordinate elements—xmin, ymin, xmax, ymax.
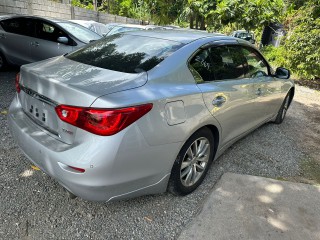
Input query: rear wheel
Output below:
<box><xmin>0</xmin><ymin>52</ymin><xmax>7</xmax><ymax>71</ymax></box>
<box><xmin>168</xmin><ymin>128</ymin><xmax>214</xmax><ymax>195</ymax></box>
<box><xmin>274</xmin><ymin>92</ymin><xmax>291</xmax><ymax>124</ymax></box>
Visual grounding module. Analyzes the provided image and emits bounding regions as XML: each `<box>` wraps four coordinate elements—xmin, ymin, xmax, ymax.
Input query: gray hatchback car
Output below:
<box><xmin>8</xmin><ymin>31</ymin><xmax>294</xmax><ymax>201</ymax></box>
<box><xmin>0</xmin><ymin>15</ymin><xmax>101</xmax><ymax>70</ymax></box>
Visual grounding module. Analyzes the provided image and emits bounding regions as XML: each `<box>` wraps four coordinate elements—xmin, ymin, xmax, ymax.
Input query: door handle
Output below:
<box><xmin>212</xmin><ymin>96</ymin><xmax>226</xmax><ymax>107</ymax></box>
<box><xmin>0</xmin><ymin>33</ymin><xmax>5</xmax><ymax>39</ymax></box>
<box><xmin>256</xmin><ymin>88</ymin><xmax>262</xmax><ymax>96</ymax></box>
<box><xmin>31</xmin><ymin>41</ymin><xmax>39</xmax><ymax>47</ymax></box>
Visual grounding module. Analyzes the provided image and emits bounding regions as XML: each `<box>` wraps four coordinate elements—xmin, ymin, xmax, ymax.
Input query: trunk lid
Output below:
<box><xmin>18</xmin><ymin>56</ymin><xmax>147</xmax><ymax>144</ymax></box>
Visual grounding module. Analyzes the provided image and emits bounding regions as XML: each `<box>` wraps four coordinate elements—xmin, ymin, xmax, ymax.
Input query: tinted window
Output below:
<box><xmin>189</xmin><ymin>49</ymin><xmax>213</xmax><ymax>82</ymax></box>
<box><xmin>209</xmin><ymin>46</ymin><xmax>247</xmax><ymax>81</ymax></box>
<box><xmin>241</xmin><ymin>47</ymin><xmax>269</xmax><ymax>78</ymax></box>
<box><xmin>0</xmin><ymin>18</ymin><xmax>35</xmax><ymax>37</ymax></box>
<box><xmin>36</xmin><ymin>21</ymin><xmax>68</xmax><ymax>43</ymax></box>
<box><xmin>66</xmin><ymin>34</ymin><xmax>184</xmax><ymax>73</ymax></box>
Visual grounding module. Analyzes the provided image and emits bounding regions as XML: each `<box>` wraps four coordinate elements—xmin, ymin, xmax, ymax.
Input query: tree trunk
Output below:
<box><xmin>195</xmin><ymin>14</ymin><xmax>199</xmax><ymax>29</ymax></box>
<box><xmin>190</xmin><ymin>14</ymin><xmax>194</xmax><ymax>29</ymax></box>
<box><xmin>93</xmin><ymin>0</ymin><xmax>97</xmax><ymax>11</ymax></box>
<box><xmin>200</xmin><ymin>16</ymin><xmax>205</xmax><ymax>30</ymax></box>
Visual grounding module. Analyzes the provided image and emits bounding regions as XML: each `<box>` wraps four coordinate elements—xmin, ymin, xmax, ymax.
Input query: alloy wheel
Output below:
<box><xmin>180</xmin><ymin>137</ymin><xmax>210</xmax><ymax>187</ymax></box>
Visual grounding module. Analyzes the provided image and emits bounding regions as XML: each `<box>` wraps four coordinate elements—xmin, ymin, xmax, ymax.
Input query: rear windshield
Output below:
<box><xmin>66</xmin><ymin>34</ymin><xmax>184</xmax><ymax>73</ymax></box>
<box><xmin>106</xmin><ymin>26</ymin><xmax>142</xmax><ymax>36</ymax></box>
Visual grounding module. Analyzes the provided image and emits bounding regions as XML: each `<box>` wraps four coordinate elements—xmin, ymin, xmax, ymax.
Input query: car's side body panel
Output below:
<box><xmin>0</xmin><ymin>30</ymin><xmax>33</xmax><ymax>65</ymax></box>
<box><xmin>0</xmin><ymin>15</ymin><xmax>99</xmax><ymax>67</ymax></box>
<box><xmin>8</xmin><ymin>31</ymin><xmax>295</xmax><ymax>201</ymax></box>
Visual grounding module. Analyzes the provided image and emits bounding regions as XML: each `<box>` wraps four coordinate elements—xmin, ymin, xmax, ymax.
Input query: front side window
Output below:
<box><xmin>241</xmin><ymin>47</ymin><xmax>269</xmax><ymax>78</ymax></box>
<box><xmin>36</xmin><ymin>21</ymin><xmax>67</xmax><ymax>42</ymax></box>
<box><xmin>66</xmin><ymin>34</ymin><xmax>184</xmax><ymax>73</ymax></box>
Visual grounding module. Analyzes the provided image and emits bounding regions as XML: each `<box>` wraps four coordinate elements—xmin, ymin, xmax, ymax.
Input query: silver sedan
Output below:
<box><xmin>0</xmin><ymin>15</ymin><xmax>101</xmax><ymax>70</ymax></box>
<box><xmin>8</xmin><ymin>30</ymin><xmax>294</xmax><ymax>201</ymax></box>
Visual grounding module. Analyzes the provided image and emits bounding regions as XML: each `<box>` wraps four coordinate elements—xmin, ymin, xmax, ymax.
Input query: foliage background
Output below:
<box><xmin>71</xmin><ymin>0</ymin><xmax>319</xmax><ymax>80</ymax></box>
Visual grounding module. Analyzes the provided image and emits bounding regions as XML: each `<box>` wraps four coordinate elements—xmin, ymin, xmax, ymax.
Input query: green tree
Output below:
<box><xmin>283</xmin><ymin>1</ymin><xmax>320</xmax><ymax>79</ymax></box>
<box><xmin>179</xmin><ymin>0</ymin><xmax>217</xmax><ymax>29</ymax></box>
<box><xmin>211</xmin><ymin>0</ymin><xmax>284</xmax><ymax>31</ymax></box>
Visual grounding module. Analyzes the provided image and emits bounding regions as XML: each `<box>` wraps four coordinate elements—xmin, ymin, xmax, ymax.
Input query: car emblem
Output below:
<box><xmin>62</xmin><ymin>128</ymin><xmax>73</xmax><ymax>135</ymax></box>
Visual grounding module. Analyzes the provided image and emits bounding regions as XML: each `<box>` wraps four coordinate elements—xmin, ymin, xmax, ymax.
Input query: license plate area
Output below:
<box><xmin>20</xmin><ymin>91</ymin><xmax>59</xmax><ymax>137</ymax></box>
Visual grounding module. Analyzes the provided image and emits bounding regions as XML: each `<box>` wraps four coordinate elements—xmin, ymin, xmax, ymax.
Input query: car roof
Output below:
<box><xmin>124</xmin><ymin>30</ymin><xmax>227</xmax><ymax>44</ymax></box>
<box><xmin>0</xmin><ymin>14</ymin><xmax>71</xmax><ymax>24</ymax></box>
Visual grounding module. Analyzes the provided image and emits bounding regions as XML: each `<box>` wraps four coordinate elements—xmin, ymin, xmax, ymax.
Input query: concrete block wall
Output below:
<box><xmin>74</xmin><ymin>7</ymin><xmax>98</xmax><ymax>22</ymax></box>
<box><xmin>0</xmin><ymin>0</ymin><xmax>140</xmax><ymax>24</ymax></box>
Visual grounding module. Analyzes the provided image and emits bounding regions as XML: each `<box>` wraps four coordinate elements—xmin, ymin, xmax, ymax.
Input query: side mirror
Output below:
<box><xmin>275</xmin><ymin>67</ymin><xmax>290</xmax><ymax>79</ymax></box>
<box><xmin>57</xmin><ymin>36</ymin><xmax>69</xmax><ymax>44</ymax></box>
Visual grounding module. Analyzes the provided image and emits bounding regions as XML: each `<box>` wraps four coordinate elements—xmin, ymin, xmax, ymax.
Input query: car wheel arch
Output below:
<box><xmin>288</xmin><ymin>87</ymin><xmax>295</xmax><ymax>106</ymax></box>
<box><xmin>0</xmin><ymin>50</ymin><xmax>7</xmax><ymax>70</ymax></box>
<box><xmin>182</xmin><ymin>124</ymin><xmax>220</xmax><ymax>161</ymax></box>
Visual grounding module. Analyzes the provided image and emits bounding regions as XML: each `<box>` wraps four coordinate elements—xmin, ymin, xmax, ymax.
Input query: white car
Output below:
<box><xmin>106</xmin><ymin>24</ymin><xmax>163</xmax><ymax>36</ymax></box>
<box><xmin>70</xmin><ymin>20</ymin><xmax>108</xmax><ymax>36</ymax></box>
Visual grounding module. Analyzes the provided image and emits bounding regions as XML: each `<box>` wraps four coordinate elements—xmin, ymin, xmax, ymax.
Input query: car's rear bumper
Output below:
<box><xmin>8</xmin><ymin>95</ymin><xmax>177</xmax><ymax>201</ymax></box>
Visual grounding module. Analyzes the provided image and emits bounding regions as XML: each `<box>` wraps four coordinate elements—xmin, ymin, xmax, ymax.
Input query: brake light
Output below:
<box><xmin>15</xmin><ymin>73</ymin><xmax>20</xmax><ymax>93</ymax></box>
<box><xmin>55</xmin><ymin>103</ymin><xmax>153</xmax><ymax>136</ymax></box>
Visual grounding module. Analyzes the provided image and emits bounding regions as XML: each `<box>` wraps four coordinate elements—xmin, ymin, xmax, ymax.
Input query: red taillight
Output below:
<box><xmin>55</xmin><ymin>103</ymin><xmax>153</xmax><ymax>136</ymax></box>
<box><xmin>15</xmin><ymin>73</ymin><xmax>20</xmax><ymax>93</ymax></box>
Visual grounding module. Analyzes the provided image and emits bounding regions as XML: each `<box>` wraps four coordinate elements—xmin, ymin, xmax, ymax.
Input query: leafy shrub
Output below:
<box><xmin>261</xmin><ymin>45</ymin><xmax>287</xmax><ymax>69</ymax></box>
<box><xmin>282</xmin><ymin>2</ymin><xmax>320</xmax><ymax>79</ymax></box>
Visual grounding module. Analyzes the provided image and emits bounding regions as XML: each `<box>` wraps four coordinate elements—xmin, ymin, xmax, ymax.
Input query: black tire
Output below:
<box><xmin>274</xmin><ymin>92</ymin><xmax>291</xmax><ymax>124</ymax></box>
<box><xmin>168</xmin><ymin>127</ymin><xmax>214</xmax><ymax>196</ymax></box>
<box><xmin>0</xmin><ymin>52</ymin><xmax>7</xmax><ymax>71</ymax></box>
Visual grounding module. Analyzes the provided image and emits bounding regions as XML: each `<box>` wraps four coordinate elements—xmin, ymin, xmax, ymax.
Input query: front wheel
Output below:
<box><xmin>274</xmin><ymin>92</ymin><xmax>291</xmax><ymax>124</ymax></box>
<box><xmin>168</xmin><ymin>128</ymin><xmax>214</xmax><ymax>196</ymax></box>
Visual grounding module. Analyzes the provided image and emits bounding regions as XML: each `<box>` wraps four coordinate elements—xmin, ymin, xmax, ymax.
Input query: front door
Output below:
<box><xmin>240</xmin><ymin>46</ymin><xmax>283</xmax><ymax>121</ymax></box>
<box><xmin>31</xmin><ymin>20</ymin><xmax>73</xmax><ymax>62</ymax></box>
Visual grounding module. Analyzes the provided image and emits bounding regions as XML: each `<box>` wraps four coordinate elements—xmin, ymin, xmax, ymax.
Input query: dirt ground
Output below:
<box><xmin>281</xmin><ymin>86</ymin><xmax>320</xmax><ymax>184</ymax></box>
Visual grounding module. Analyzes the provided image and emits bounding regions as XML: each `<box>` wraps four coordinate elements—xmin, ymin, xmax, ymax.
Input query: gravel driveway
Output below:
<box><xmin>1</xmin><ymin>69</ymin><xmax>319</xmax><ymax>240</ymax></box>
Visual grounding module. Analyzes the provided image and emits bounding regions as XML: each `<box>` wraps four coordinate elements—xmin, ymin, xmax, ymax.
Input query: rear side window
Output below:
<box><xmin>66</xmin><ymin>34</ymin><xmax>184</xmax><ymax>73</ymax></box>
<box><xmin>189</xmin><ymin>49</ymin><xmax>213</xmax><ymax>82</ymax></box>
<box><xmin>210</xmin><ymin>46</ymin><xmax>247</xmax><ymax>80</ymax></box>
<box><xmin>0</xmin><ymin>18</ymin><xmax>35</xmax><ymax>37</ymax></box>
<box><xmin>189</xmin><ymin>45</ymin><xmax>248</xmax><ymax>82</ymax></box>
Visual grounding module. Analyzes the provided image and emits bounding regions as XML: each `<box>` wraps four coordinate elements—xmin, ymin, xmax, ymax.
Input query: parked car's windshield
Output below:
<box><xmin>107</xmin><ymin>26</ymin><xmax>142</xmax><ymax>36</ymax></box>
<box><xmin>57</xmin><ymin>22</ymin><xmax>101</xmax><ymax>43</ymax></box>
<box><xmin>66</xmin><ymin>34</ymin><xmax>184</xmax><ymax>73</ymax></box>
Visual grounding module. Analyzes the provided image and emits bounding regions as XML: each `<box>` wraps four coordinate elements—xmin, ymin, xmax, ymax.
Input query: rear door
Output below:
<box><xmin>191</xmin><ymin>44</ymin><xmax>258</xmax><ymax>147</ymax></box>
<box><xmin>0</xmin><ymin>17</ymin><xmax>35</xmax><ymax>65</ymax></box>
<box><xmin>32</xmin><ymin>20</ymin><xmax>73</xmax><ymax>62</ymax></box>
